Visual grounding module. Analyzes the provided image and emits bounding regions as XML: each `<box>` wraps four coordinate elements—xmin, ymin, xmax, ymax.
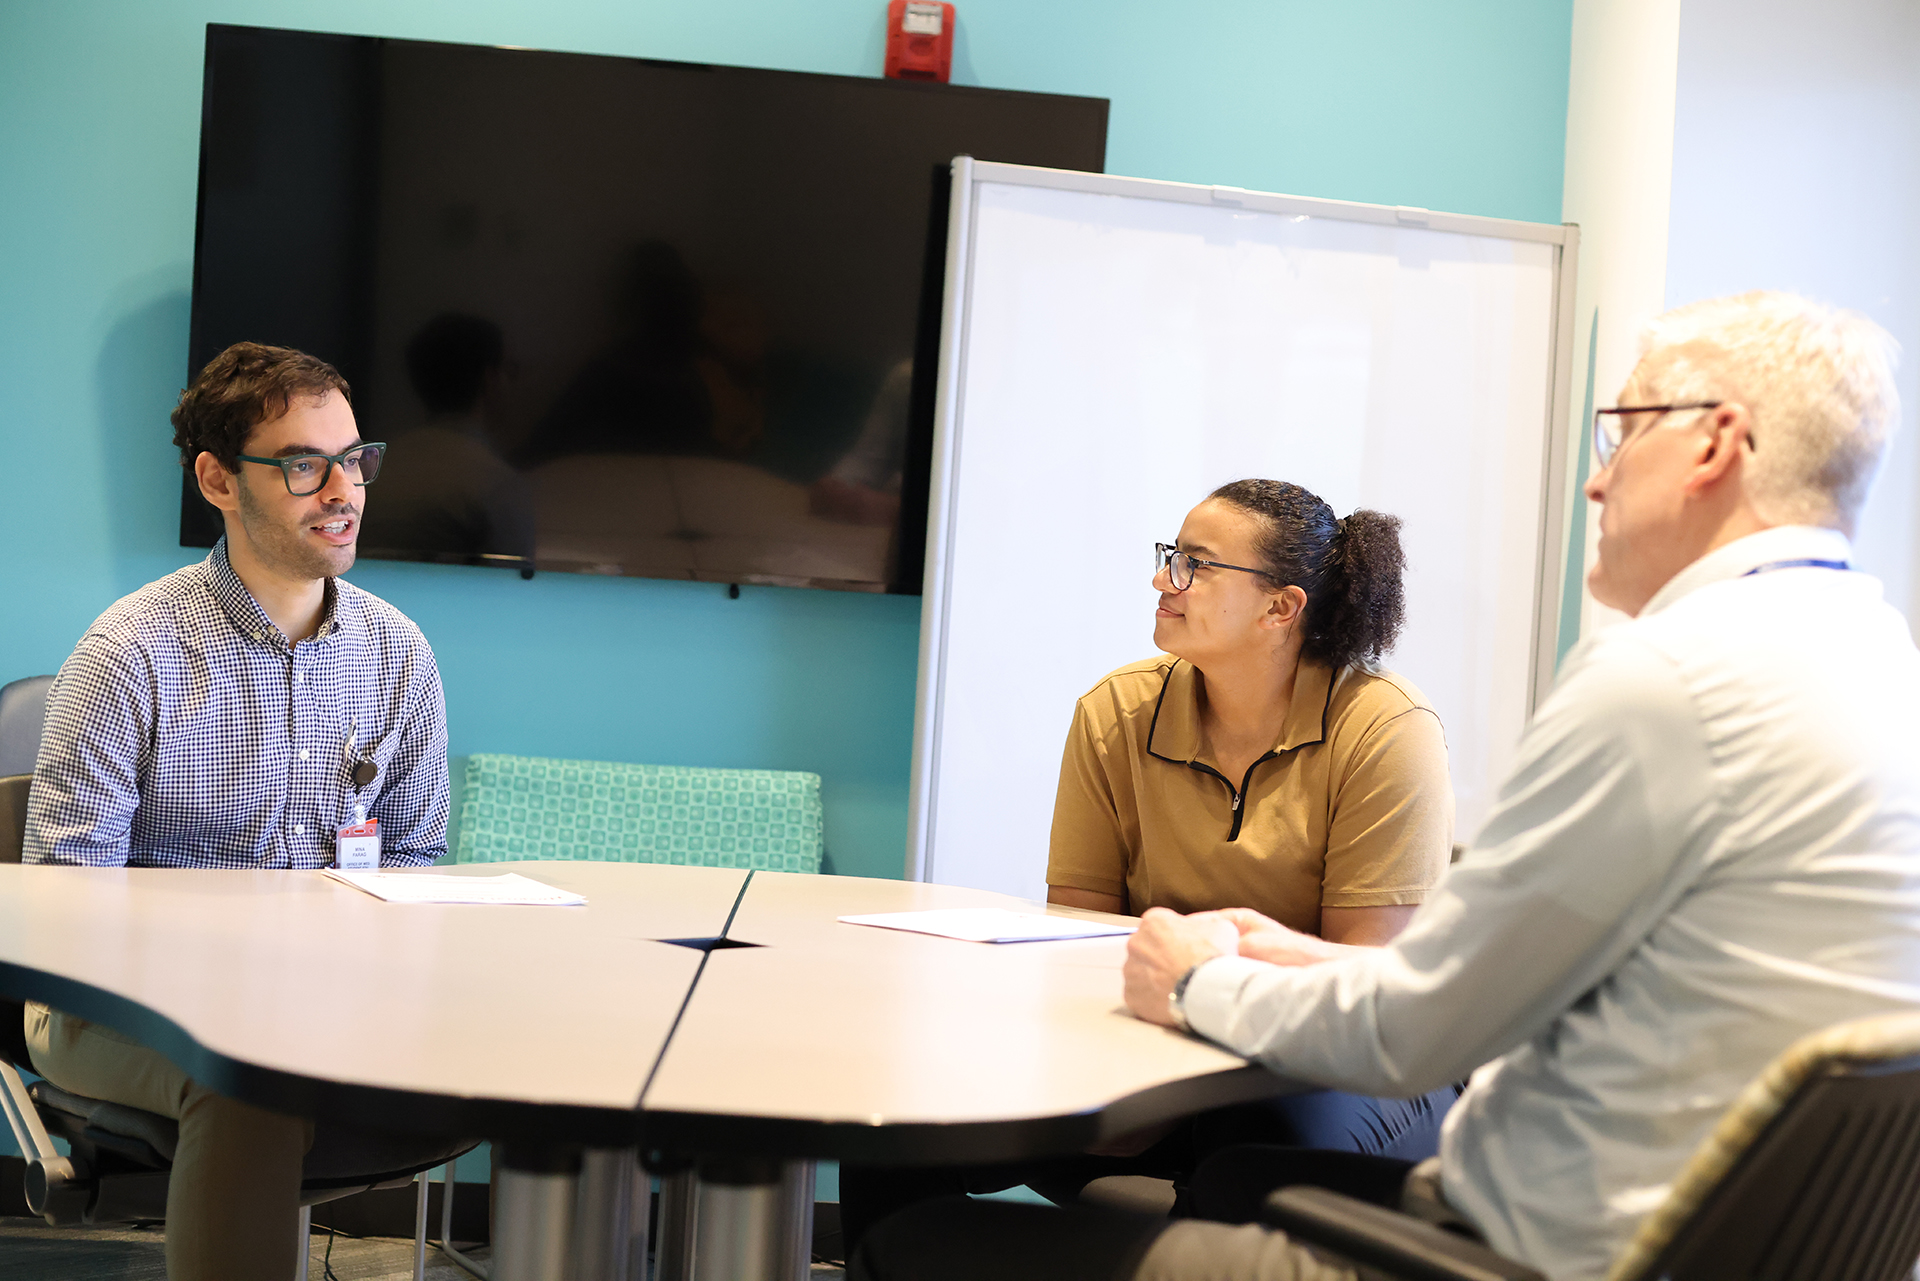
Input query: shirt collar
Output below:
<box><xmin>1641</xmin><ymin>525</ymin><xmax>1854</xmax><ymax>617</ymax></box>
<box><xmin>204</xmin><ymin>536</ymin><xmax>350</xmax><ymax>648</ymax></box>
<box><xmin>1147</xmin><ymin>656</ymin><xmax>1335</xmax><ymax>765</ymax></box>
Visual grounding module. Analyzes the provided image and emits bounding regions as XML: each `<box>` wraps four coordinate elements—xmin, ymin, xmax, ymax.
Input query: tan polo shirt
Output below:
<box><xmin>1047</xmin><ymin>654</ymin><xmax>1452</xmax><ymax>933</ymax></box>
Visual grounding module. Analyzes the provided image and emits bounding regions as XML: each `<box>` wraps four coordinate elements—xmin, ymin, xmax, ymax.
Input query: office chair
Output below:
<box><xmin>0</xmin><ymin>675</ymin><xmax>51</xmax><ymax>864</ymax></box>
<box><xmin>1262</xmin><ymin>1011</ymin><xmax>1920</xmax><ymax>1281</ymax></box>
<box><xmin>0</xmin><ymin>673</ymin><xmax>477</xmax><ymax>1280</ymax></box>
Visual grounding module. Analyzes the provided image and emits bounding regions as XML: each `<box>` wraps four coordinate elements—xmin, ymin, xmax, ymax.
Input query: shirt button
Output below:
<box><xmin>297</xmin><ymin>673</ymin><xmax>306</xmax><ymax>684</ymax></box>
<box><xmin>293</xmin><ymin>824</ymin><xmax>306</xmax><ymax>835</ymax></box>
<box><xmin>298</xmin><ymin>749</ymin><xmax>310</xmax><ymax>761</ymax></box>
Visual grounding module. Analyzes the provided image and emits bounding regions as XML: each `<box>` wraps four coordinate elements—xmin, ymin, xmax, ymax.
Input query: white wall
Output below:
<box><xmin>1558</xmin><ymin>0</ymin><xmax>1683</xmax><ymax>648</ymax></box>
<box><xmin>1665</xmin><ymin>0</ymin><xmax>1920</xmax><ymax>632</ymax></box>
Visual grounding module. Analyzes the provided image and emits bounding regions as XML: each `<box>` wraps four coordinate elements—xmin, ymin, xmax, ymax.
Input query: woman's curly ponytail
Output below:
<box><xmin>1208</xmin><ymin>480</ymin><xmax>1408</xmax><ymax>667</ymax></box>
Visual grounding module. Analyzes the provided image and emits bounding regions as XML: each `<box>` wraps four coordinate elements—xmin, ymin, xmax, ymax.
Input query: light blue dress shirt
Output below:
<box><xmin>1183</xmin><ymin>525</ymin><xmax>1920</xmax><ymax>1280</ymax></box>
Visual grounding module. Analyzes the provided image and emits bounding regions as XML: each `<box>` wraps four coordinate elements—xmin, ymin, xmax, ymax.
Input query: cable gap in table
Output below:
<box><xmin>636</xmin><ymin>870</ymin><xmax>756</xmax><ymax>1109</ymax></box>
<box><xmin>716</xmin><ymin>868</ymin><xmax>752</xmax><ymax>941</ymax></box>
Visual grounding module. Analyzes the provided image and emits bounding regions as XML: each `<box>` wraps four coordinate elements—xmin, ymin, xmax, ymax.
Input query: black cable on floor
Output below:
<box><xmin>321</xmin><ymin>1223</ymin><xmax>343</xmax><ymax>1281</ymax></box>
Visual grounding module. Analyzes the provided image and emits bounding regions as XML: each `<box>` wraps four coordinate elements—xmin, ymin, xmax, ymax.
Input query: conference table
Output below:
<box><xmin>0</xmin><ymin>860</ymin><xmax>1297</xmax><ymax>1280</ymax></box>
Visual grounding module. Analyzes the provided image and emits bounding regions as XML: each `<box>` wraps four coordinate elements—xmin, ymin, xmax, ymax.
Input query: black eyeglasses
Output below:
<box><xmin>1591</xmin><ymin>404</ymin><xmax>1723</xmax><ymax>469</ymax></box>
<box><xmin>235</xmin><ymin>443</ymin><xmax>387</xmax><ymax>496</ymax></box>
<box><xmin>1155</xmin><ymin>543</ymin><xmax>1269</xmax><ymax>592</ymax></box>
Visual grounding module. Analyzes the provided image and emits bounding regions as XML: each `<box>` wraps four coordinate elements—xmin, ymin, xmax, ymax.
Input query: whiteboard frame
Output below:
<box><xmin>906</xmin><ymin>157</ymin><xmax>1580</xmax><ymax>882</ymax></box>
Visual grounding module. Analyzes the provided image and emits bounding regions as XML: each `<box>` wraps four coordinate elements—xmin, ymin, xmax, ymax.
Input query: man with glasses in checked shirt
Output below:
<box><xmin>22</xmin><ymin>341</ymin><xmax>450</xmax><ymax>1280</ymax></box>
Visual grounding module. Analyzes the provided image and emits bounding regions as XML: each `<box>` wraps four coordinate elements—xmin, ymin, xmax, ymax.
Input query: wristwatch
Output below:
<box><xmin>1168</xmin><ymin>963</ymin><xmax>1201</xmax><ymax>1032</ymax></box>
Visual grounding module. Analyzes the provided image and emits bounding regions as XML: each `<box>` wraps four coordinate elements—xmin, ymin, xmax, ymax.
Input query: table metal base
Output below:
<box><xmin>654</xmin><ymin>1158</ymin><xmax>815</xmax><ymax>1281</ymax></box>
<box><xmin>494</xmin><ymin>1146</ymin><xmax>650</xmax><ymax>1281</ymax></box>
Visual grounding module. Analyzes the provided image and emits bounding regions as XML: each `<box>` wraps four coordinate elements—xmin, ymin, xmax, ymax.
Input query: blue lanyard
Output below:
<box><xmin>1741</xmin><ymin>558</ymin><xmax>1851</xmax><ymax>577</ymax></box>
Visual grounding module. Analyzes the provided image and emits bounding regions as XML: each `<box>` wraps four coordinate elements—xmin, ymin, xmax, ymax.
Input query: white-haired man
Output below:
<box><xmin>853</xmin><ymin>291</ymin><xmax>1920</xmax><ymax>1281</ymax></box>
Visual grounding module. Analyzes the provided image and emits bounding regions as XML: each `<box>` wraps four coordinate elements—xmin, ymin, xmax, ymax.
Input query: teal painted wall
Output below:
<box><xmin>0</xmin><ymin>0</ymin><xmax>1572</xmax><ymax>1171</ymax></box>
<box><xmin>0</xmin><ymin>0</ymin><xmax>1572</xmax><ymax>888</ymax></box>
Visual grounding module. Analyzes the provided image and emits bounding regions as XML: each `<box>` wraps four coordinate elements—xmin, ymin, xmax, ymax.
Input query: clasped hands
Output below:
<box><xmin>1123</xmin><ymin>905</ymin><xmax>1342</xmax><ymax>1028</ymax></box>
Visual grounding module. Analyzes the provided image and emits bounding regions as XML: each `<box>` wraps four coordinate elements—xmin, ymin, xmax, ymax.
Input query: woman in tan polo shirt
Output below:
<box><xmin>1046</xmin><ymin>478</ymin><xmax>1457</xmax><ymax>1165</ymax></box>
<box><xmin>841</xmin><ymin>480</ymin><xmax>1456</xmax><ymax>1253</ymax></box>
<box><xmin>1048</xmin><ymin>476</ymin><xmax>1449</xmax><ymax>940</ymax></box>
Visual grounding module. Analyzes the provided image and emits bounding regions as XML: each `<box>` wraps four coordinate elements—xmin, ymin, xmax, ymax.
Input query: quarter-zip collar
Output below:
<box><xmin>1145</xmin><ymin>655</ymin><xmax>1336</xmax><ymax>840</ymax></box>
<box><xmin>1146</xmin><ymin>655</ymin><xmax>1334</xmax><ymax>764</ymax></box>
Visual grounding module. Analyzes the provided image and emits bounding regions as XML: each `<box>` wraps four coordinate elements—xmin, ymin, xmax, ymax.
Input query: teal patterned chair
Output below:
<box><xmin>452</xmin><ymin>753</ymin><xmax>824</xmax><ymax>873</ymax></box>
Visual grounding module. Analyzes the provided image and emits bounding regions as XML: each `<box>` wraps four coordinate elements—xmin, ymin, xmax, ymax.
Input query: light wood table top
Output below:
<box><xmin>641</xmin><ymin>871</ymin><xmax>1290</xmax><ymax>1165</ymax></box>
<box><xmin>0</xmin><ymin>862</ymin><xmax>1291</xmax><ymax>1161</ymax></box>
<box><xmin>0</xmin><ymin>861</ymin><xmax>745</xmax><ymax>1144</ymax></box>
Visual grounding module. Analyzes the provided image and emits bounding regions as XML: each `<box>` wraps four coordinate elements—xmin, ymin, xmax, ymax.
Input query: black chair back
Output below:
<box><xmin>0</xmin><ymin>774</ymin><xmax>28</xmax><ymax>866</ymax></box>
<box><xmin>0</xmin><ymin>1000</ymin><xmax>30</xmax><ymax>1069</ymax></box>
<box><xmin>0</xmin><ymin>677</ymin><xmax>53</xmax><ymax>1065</ymax></box>
<box><xmin>1645</xmin><ymin>1053</ymin><xmax>1920</xmax><ymax>1281</ymax></box>
<box><xmin>0</xmin><ymin>675</ymin><xmax>53</xmax><ymax>779</ymax></box>
<box><xmin>0</xmin><ymin>674</ymin><xmax>52</xmax><ymax>864</ymax></box>
<box><xmin>3</xmin><ymin>770</ymin><xmax>29</xmax><ymax>1056</ymax></box>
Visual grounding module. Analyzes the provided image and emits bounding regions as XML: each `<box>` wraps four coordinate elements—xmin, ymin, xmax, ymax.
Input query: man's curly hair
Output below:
<box><xmin>171</xmin><ymin>342</ymin><xmax>351</xmax><ymax>472</ymax></box>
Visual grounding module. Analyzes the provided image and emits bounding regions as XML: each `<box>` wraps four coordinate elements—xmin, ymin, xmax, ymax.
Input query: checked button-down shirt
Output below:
<box><xmin>25</xmin><ymin>538</ymin><xmax>449</xmax><ymax>868</ymax></box>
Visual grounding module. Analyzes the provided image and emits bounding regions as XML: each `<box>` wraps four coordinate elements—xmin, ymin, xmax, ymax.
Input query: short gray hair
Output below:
<box><xmin>1640</xmin><ymin>291</ymin><xmax>1900</xmax><ymax>533</ymax></box>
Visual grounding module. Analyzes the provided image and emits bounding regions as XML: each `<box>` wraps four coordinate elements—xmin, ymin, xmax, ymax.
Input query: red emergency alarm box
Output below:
<box><xmin>884</xmin><ymin>1</ymin><xmax>955</xmax><ymax>83</ymax></box>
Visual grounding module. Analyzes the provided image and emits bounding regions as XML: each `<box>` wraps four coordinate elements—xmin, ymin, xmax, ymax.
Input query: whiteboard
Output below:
<box><xmin>911</xmin><ymin>160</ymin><xmax>1577</xmax><ymax>897</ymax></box>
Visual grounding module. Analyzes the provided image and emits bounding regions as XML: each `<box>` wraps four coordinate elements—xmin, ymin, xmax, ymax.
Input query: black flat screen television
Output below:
<box><xmin>183</xmin><ymin>25</ymin><xmax>1108</xmax><ymax>593</ymax></box>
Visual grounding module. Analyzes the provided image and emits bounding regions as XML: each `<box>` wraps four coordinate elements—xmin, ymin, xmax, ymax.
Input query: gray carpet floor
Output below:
<box><xmin>0</xmin><ymin>1217</ymin><xmax>848</xmax><ymax>1280</ymax></box>
<box><xmin>0</xmin><ymin>1219</ymin><xmax>486</xmax><ymax>1280</ymax></box>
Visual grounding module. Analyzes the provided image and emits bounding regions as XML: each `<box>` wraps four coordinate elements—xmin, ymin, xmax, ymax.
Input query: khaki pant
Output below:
<box><xmin>849</xmin><ymin>1196</ymin><xmax>1382</xmax><ymax>1281</ymax></box>
<box><xmin>25</xmin><ymin>1002</ymin><xmax>315</xmax><ymax>1281</ymax></box>
<box><xmin>1133</xmin><ymin>1219</ymin><xmax>1365</xmax><ymax>1280</ymax></box>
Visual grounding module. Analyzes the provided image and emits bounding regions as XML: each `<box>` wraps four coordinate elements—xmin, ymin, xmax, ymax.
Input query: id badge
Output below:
<box><xmin>335</xmin><ymin>816</ymin><xmax>380</xmax><ymax>870</ymax></box>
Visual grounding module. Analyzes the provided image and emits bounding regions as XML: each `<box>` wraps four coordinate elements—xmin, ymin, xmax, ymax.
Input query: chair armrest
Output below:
<box><xmin>0</xmin><ymin>773</ymin><xmax>30</xmax><ymax>864</ymax></box>
<box><xmin>1</xmin><ymin>997</ymin><xmax>34</xmax><ymax>1068</ymax></box>
<box><xmin>1262</xmin><ymin>1187</ymin><xmax>1546</xmax><ymax>1281</ymax></box>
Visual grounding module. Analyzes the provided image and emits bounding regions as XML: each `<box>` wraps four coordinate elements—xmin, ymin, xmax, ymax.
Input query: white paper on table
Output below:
<box><xmin>323</xmin><ymin>870</ymin><xmax>587</xmax><ymax>906</ymax></box>
<box><xmin>837</xmin><ymin>908</ymin><xmax>1134</xmax><ymax>943</ymax></box>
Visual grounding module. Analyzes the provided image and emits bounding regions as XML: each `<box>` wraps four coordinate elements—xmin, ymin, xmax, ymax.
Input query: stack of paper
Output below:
<box><xmin>838</xmin><ymin>908</ymin><xmax>1134</xmax><ymax>943</ymax></box>
<box><xmin>323</xmin><ymin>870</ymin><xmax>586</xmax><ymax>906</ymax></box>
